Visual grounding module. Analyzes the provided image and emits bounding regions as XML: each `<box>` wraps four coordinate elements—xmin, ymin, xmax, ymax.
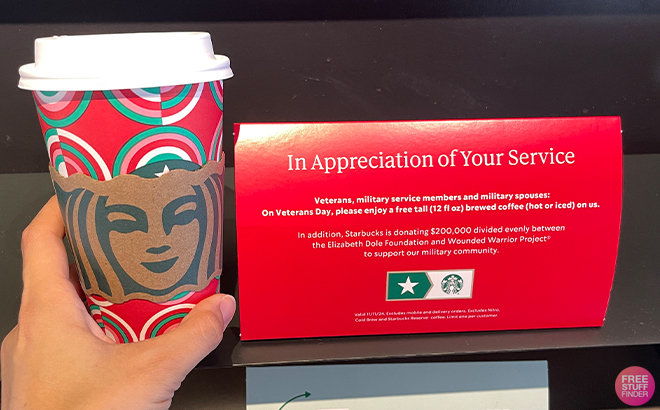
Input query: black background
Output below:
<box><xmin>3</xmin><ymin>0</ymin><xmax>660</xmax><ymax>23</ymax></box>
<box><xmin>2</xmin><ymin>1</ymin><xmax>660</xmax><ymax>172</ymax></box>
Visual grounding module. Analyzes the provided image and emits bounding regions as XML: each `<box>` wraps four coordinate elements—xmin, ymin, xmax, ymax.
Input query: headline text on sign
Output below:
<box><xmin>288</xmin><ymin>148</ymin><xmax>575</xmax><ymax>174</ymax></box>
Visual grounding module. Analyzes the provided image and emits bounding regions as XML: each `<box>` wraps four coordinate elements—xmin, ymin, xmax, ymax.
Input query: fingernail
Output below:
<box><xmin>219</xmin><ymin>294</ymin><xmax>236</xmax><ymax>329</ymax></box>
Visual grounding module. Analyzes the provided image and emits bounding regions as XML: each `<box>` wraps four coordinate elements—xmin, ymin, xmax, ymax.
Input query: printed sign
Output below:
<box><xmin>235</xmin><ymin>118</ymin><xmax>622</xmax><ymax>340</ymax></box>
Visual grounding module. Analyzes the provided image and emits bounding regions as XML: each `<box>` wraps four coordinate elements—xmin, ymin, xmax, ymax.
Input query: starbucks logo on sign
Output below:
<box><xmin>386</xmin><ymin>269</ymin><xmax>473</xmax><ymax>301</ymax></box>
<box><xmin>441</xmin><ymin>274</ymin><xmax>463</xmax><ymax>295</ymax></box>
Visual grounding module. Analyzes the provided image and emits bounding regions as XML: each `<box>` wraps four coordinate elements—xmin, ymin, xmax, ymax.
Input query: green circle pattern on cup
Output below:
<box><xmin>210</xmin><ymin>81</ymin><xmax>224</xmax><ymax>111</ymax></box>
<box><xmin>112</xmin><ymin>126</ymin><xmax>207</xmax><ymax>177</ymax></box>
<box><xmin>209</xmin><ymin>118</ymin><xmax>223</xmax><ymax>162</ymax></box>
<box><xmin>102</xmin><ymin>83</ymin><xmax>204</xmax><ymax>126</ymax></box>
<box><xmin>44</xmin><ymin>128</ymin><xmax>113</xmax><ymax>180</ymax></box>
<box><xmin>35</xmin><ymin>91</ymin><xmax>93</xmax><ymax>127</ymax></box>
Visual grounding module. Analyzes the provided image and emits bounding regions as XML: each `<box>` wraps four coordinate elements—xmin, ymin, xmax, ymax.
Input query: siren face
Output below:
<box><xmin>51</xmin><ymin>160</ymin><xmax>224</xmax><ymax>304</ymax></box>
<box><xmin>441</xmin><ymin>274</ymin><xmax>463</xmax><ymax>295</ymax></box>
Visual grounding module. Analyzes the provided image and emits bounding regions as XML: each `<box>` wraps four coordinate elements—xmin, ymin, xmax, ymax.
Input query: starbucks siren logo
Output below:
<box><xmin>441</xmin><ymin>274</ymin><xmax>463</xmax><ymax>295</ymax></box>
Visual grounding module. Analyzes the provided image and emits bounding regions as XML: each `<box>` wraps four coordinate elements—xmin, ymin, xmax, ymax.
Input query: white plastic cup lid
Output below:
<box><xmin>18</xmin><ymin>32</ymin><xmax>233</xmax><ymax>91</ymax></box>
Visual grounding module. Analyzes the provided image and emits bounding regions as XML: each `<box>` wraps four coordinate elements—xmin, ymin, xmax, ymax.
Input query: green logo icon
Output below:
<box><xmin>386</xmin><ymin>272</ymin><xmax>431</xmax><ymax>300</ymax></box>
<box><xmin>441</xmin><ymin>274</ymin><xmax>463</xmax><ymax>295</ymax></box>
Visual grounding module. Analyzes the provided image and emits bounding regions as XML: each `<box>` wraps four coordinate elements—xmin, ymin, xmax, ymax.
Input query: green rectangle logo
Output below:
<box><xmin>386</xmin><ymin>269</ymin><xmax>474</xmax><ymax>301</ymax></box>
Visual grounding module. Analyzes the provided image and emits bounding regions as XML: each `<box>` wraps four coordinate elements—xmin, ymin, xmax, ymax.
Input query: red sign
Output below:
<box><xmin>235</xmin><ymin>118</ymin><xmax>622</xmax><ymax>340</ymax></box>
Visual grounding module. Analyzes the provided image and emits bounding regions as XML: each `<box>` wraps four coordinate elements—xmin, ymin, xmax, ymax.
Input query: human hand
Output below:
<box><xmin>1</xmin><ymin>196</ymin><xmax>236</xmax><ymax>410</ymax></box>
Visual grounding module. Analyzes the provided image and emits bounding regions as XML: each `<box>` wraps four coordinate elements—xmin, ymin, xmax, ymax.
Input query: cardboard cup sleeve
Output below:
<box><xmin>51</xmin><ymin>158</ymin><xmax>224</xmax><ymax>303</ymax></box>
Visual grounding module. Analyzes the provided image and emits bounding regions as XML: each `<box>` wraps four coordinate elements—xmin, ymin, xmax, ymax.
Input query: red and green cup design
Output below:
<box><xmin>88</xmin><ymin>279</ymin><xmax>221</xmax><ymax>343</ymax></box>
<box><xmin>35</xmin><ymin>81</ymin><xmax>225</xmax><ymax>342</ymax></box>
<box><xmin>34</xmin><ymin>81</ymin><xmax>224</xmax><ymax>180</ymax></box>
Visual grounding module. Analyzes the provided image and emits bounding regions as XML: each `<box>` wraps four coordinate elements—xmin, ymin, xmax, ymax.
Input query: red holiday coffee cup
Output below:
<box><xmin>19</xmin><ymin>32</ymin><xmax>233</xmax><ymax>342</ymax></box>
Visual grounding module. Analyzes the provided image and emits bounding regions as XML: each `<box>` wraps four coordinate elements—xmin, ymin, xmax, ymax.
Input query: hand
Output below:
<box><xmin>1</xmin><ymin>196</ymin><xmax>236</xmax><ymax>410</ymax></box>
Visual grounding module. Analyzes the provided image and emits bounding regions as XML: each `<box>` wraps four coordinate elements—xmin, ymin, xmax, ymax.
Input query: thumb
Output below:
<box><xmin>142</xmin><ymin>294</ymin><xmax>235</xmax><ymax>373</ymax></box>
